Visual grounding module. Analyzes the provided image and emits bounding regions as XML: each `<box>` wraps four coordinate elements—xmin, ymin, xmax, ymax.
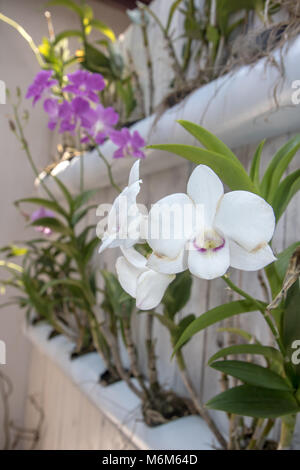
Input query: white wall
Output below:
<box><xmin>0</xmin><ymin>0</ymin><xmax>129</xmax><ymax>447</ymax></box>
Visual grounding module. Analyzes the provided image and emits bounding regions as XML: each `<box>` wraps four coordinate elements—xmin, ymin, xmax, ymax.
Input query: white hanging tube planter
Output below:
<box><xmin>37</xmin><ymin>36</ymin><xmax>300</xmax><ymax>196</ymax></box>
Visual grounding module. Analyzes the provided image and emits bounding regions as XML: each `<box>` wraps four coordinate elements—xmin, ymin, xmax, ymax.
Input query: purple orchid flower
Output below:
<box><xmin>63</xmin><ymin>70</ymin><xmax>105</xmax><ymax>103</ymax></box>
<box><xmin>81</xmin><ymin>104</ymin><xmax>119</xmax><ymax>144</ymax></box>
<box><xmin>43</xmin><ymin>98</ymin><xmax>60</xmax><ymax>130</ymax></box>
<box><xmin>110</xmin><ymin>128</ymin><xmax>146</xmax><ymax>159</ymax></box>
<box><xmin>26</xmin><ymin>70</ymin><xmax>58</xmax><ymax>106</ymax></box>
<box><xmin>31</xmin><ymin>207</ymin><xmax>55</xmax><ymax>236</ymax></box>
<box><xmin>43</xmin><ymin>96</ymin><xmax>91</xmax><ymax>134</ymax></box>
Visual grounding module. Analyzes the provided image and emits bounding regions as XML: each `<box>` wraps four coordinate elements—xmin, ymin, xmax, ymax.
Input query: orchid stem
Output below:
<box><xmin>13</xmin><ymin>105</ymin><xmax>57</xmax><ymax>202</ymax></box>
<box><xmin>88</xmin><ymin>135</ymin><xmax>121</xmax><ymax>193</ymax></box>
<box><xmin>222</xmin><ymin>275</ymin><xmax>285</xmax><ymax>355</ymax></box>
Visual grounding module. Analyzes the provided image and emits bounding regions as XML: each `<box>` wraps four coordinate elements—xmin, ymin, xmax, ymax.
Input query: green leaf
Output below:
<box><xmin>40</xmin><ymin>278</ymin><xmax>94</xmax><ymax>305</ymax></box>
<box><xmin>16</xmin><ymin>197</ymin><xmax>68</xmax><ymax>218</ymax></box>
<box><xmin>53</xmin><ymin>30</ymin><xmax>83</xmax><ymax>46</ymax></box>
<box><xmin>162</xmin><ymin>271</ymin><xmax>192</xmax><ymax>319</ymax></box>
<box><xmin>250</xmin><ymin>139</ymin><xmax>265</xmax><ymax>187</ymax></box>
<box><xmin>210</xmin><ymin>360</ymin><xmax>290</xmax><ymax>391</ymax></box>
<box><xmin>217</xmin><ymin>326</ymin><xmax>256</xmax><ymax>343</ymax></box>
<box><xmin>73</xmin><ymin>189</ymin><xmax>98</xmax><ymax>211</ymax></box>
<box><xmin>274</xmin><ymin>242</ymin><xmax>300</xmax><ymax>281</ymax></box>
<box><xmin>282</xmin><ymin>279</ymin><xmax>300</xmax><ymax>381</ymax></box>
<box><xmin>46</xmin><ymin>0</ymin><xmax>84</xmax><ymax>18</ymax></box>
<box><xmin>272</xmin><ymin>169</ymin><xmax>300</xmax><ymax>221</ymax></box>
<box><xmin>174</xmin><ymin>299</ymin><xmax>262</xmax><ymax>354</ymax></box>
<box><xmin>52</xmin><ymin>176</ymin><xmax>74</xmax><ymax>209</ymax></box>
<box><xmin>206</xmin><ymin>385</ymin><xmax>300</xmax><ymax>418</ymax></box>
<box><xmin>208</xmin><ymin>344</ymin><xmax>283</xmax><ymax>368</ymax></box>
<box><xmin>148</xmin><ymin>144</ymin><xmax>257</xmax><ymax>193</ymax></box>
<box><xmin>261</xmin><ymin>135</ymin><xmax>300</xmax><ymax>201</ymax></box>
<box><xmin>173</xmin><ymin>314</ymin><xmax>196</xmax><ymax>345</ymax></box>
<box><xmin>83</xmin><ymin>237</ymin><xmax>99</xmax><ymax>264</ymax></box>
<box><xmin>177</xmin><ymin>120</ymin><xmax>242</xmax><ymax>166</ymax></box>
<box><xmin>71</xmin><ymin>204</ymin><xmax>98</xmax><ymax>226</ymax></box>
<box><xmin>166</xmin><ymin>0</ymin><xmax>184</xmax><ymax>32</ymax></box>
<box><xmin>90</xmin><ymin>19</ymin><xmax>116</xmax><ymax>42</ymax></box>
<box><xmin>30</xmin><ymin>217</ymin><xmax>71</xmax><ymax>236</ymax></box>
<box><xmin>83</xmin><ymin>42</ymin><xmax>110</xmax><ymax>73</ymax></box>
<box><xmin>101</xmin><ymin>270</ymin><xmax>135</xmax><ymax>318</ymax></box>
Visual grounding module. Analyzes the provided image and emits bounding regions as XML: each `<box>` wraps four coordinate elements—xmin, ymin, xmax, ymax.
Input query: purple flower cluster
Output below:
<box><xmin>26</xmin><ymin>70</ymin><xmax>146</xmax><ymax>159</ymax></box>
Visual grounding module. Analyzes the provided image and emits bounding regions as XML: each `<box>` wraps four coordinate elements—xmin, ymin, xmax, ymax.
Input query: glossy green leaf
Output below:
<box><xmin>261</xmin><ymin>135</ymin><xmax>300</xmax><ymax>201</ymax></box>
<box><xmin>272</xmin><ymin>169</ymin><xmax>300</xmax><ymax>221</ymax></box>
<box><xmin>162</xmin><ymin>271</ymin><xmax>192</xmax><ymax>319</ymax></box>
<box><xmin>250</xmin><ymin>139</ymin><xmax>265</xmax><ymax>187</ymax></box>
<box><xmin>206</xmin><ymin>385</ymin><xmax>300</xmax><ymax>418</ymax></box>
<box><xmin>174</xmin><ymin>299</ymin><xmax>262</xmax><ymax>354</ymax></box>
<box><xmin>208</xmin><ymin>344</ymin><xmax>283</xmax><ymax>368</ymax></box>
<box><xmin>177</xmin><ymin>120</ymin><xmax>241</xmax><ymax>166</ymax></box>
<box><xmin>148</xmin><ymin>144</ymin><xmax>257</xmax><ymax>193</ymax></box>
<box><xmin>210</xmin><ymin>360</ymin><xmax>290</xmax><ymax>391</ymax></box>
<box><xmin>166</xmin><ymin>0</ymin><xmax>184</xmax><ymax>32</ymax></box>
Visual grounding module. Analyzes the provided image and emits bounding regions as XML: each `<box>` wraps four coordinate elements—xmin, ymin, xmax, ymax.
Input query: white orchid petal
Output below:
<box><xmin>214</xmin><ymin>191</ymin><xmax>276</xmax><ymax>252</ymax></box>
<box><xmin>136</xmin><ymin>270</ymin><xmax>175</xmax><ymax>310</ymax></box>
<box><xmin>115</xmin><ymin>256</ymin><xmax>144</xmax><ymax>298</ymax></box>
<box><xmin>98</xmin><ymin>233</ymin><xmax>117</xmax><ymax>253</ymax></box>
<box><xmin>187</xmin><ymin>165</ymin><xmax>224</xmax><ymax>227</ymax></box>
<box><xmin>121</xmin><ymin>246</ymin><xmax>147</xmax><ymax>269</ymax></box>
<box><xmin>128</xmin><ymin>160</ymin><xmax>140</xmax><ymax>186</ymax></box>
<box><xmin>188</xmin><ymin>239</ymin><xmax>230</xmax><ymax>280</ymax></box>
<box><xmin>229</xmin><ymin>240</ymin><xmax>276</xmax><ymax>271</ymax></box>
<box><xmin>147</xmin><ymin>249</ymin><xmax>188</xmax><ymax>274</ymax></box>
<box><xmin>147</xmin><ymin>193</ymin><xmax>194</xmax><ymax>259</ymax></box>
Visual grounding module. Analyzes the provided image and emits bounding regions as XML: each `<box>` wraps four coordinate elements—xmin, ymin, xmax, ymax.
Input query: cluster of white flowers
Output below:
<box><xmin>98</xmin><ymin>161</ymin><xmax>276</xmax><ymax>310</ymax></box>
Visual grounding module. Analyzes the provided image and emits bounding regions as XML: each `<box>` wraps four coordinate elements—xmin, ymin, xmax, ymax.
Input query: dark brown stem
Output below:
<box><xmin>145</xmin><ymin>314</ymin><xmax>160</xmax><ymax>393</ymax></box>
<box><xmin>123</xmin><ymin>321</ymin><xmax>149</xmax><ymax>397</ymax></box>
<box><xmin>102</xmin><ymin>323</ymin><xmax>144</xmax><ymax>399</ymax></box>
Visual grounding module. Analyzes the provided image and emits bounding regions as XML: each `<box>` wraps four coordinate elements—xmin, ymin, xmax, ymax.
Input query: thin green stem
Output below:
<box><xmin>13</xmin><ymin>105</ymin><xmax>57</xmax><ymax>202</ymax></box>
<box><xmin>222</xmin><ymin>275</ymin><xmax>285</xmax><ymax>355</ymax></box>
<box><xmin>77</xmin><ymin>130</ymin><xmax>84</xmax><ymax>193</ymax></box>
<box><xmin>88</xmin><ymin>134</ymin><xmax>121</xmax><ymax>193</ymax></box>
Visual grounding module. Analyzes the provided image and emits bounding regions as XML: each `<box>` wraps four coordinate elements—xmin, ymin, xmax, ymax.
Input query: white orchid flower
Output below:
<box><xmin>116</xmin><ymin>247</ymin><xmax>175</xmax><ymax>310</ymax></box>
<box><xmin>147</xmin><ymin>165</ymin><xmax>276</xmax><ymax>280</ymax></box>
<box><xmin>99</xmin><ymin>160</ymin><xmax>146</xmax><ymax>254</ymax></box>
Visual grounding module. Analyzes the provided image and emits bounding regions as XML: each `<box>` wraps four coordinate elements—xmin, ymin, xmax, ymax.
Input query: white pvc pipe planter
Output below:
<box><xmin>25</xmin><ymin>323</ymin><xmax>215</xmax><ymax>450</ymax></box>
<box><xmin>37</xmin><ymin>35</ymin><xmax>300</xmax><ymax>197</ymax></box>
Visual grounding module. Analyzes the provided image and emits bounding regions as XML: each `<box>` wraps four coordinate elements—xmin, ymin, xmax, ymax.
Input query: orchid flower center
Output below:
<box><xmin>124</xmin><ymin>143</ymin><xmax>134</xmax><ymax>157</ymax></box>
<box><xmin>193</xmin><ymin>229</ymin><xmax>225</xmax><ymax>253</ymax></box>
<box><xmin>94</xmin><ymin>120</ymin><xmax>104</xmax><ymax>133</ymax></box>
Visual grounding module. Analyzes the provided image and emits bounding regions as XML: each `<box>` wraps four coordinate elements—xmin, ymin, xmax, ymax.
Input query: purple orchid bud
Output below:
<box><xmin>31</xmin><ymin>207</ymin><xmax>55</xmax><ymax>236</ymax></box>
